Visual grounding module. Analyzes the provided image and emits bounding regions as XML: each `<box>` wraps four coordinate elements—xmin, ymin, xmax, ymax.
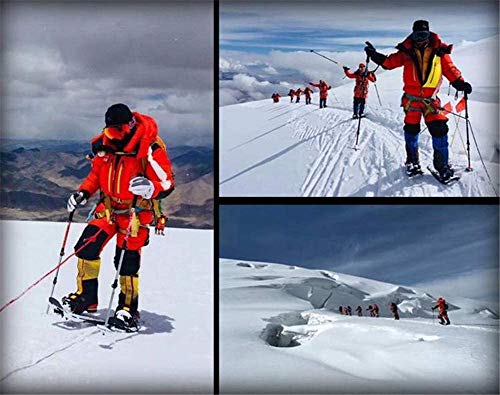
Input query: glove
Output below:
<box><xmin>67</xmin><ymin>191</ymin><xmax>88</xmax><ymax>212</ymax></box>
<box><xmin>364</xmin><ymin>43</ymin><xmax>387</xmax><ymax>66</ymax></box>
<box><xmin>364</xmin><ymin>42</ymin><xmax>376</xmax><ymax>57</ymax></box>
<box><xmin>451</xmin><ymin>79</ymin><xmax>472</xmax><ymax>94</ymax></box>
<box><xmin>343</xmin><ymin>66</ymin><xmax>349</xmax><ymax>72</ymax></box>
<box><xmin>129</xmin><ymin>176</ymin><xmax>155</xmax><ymax>199</ymax></box>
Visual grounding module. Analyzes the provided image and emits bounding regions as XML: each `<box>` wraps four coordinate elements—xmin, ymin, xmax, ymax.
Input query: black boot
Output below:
<box><xmin>62</xmin><ymin>279</ymin><xmax>98</xmax><ymax>314</ymax></box>
<box><xmin>114</xmin><ymin>292</ymin><xmax>140</xmax><ymax>329</ymax></box>
<box><xmin>405</xmin><ymin>144</ymin><xmax>423</xmax><ymax>177</ymax></box>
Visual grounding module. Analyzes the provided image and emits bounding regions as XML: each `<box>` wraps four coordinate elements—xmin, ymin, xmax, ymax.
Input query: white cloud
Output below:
<box><xmin>3</xmin><ymin>2</ymin><xmax>213</xmax><ymax>147</ymax></box>
<box><xmin>413</xmin><ymin>268</ymin><xmax>499</xmax><ymax>304</ymax></box>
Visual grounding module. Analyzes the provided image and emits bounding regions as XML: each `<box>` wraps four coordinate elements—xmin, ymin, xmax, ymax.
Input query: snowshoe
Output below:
<box><xmin>111</xmin><ymin>309</ymin><xmax>141</xmax><ymax>332</ymax></box>
<box><xmin>49</xmin><ymin>297</ymin><xmax>104</xmax><ymax>325</ymax></box>
<box><xmin>405</xmin><ymin>163</ymin><xmax>424</xmax><ymax>178</ymax></box>
<box><xmin>427</xmin><ymin>165</ymin><xmax>460</xmax><ymax>185</ymax></box>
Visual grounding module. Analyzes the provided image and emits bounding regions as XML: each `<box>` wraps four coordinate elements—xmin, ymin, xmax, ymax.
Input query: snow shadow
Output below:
<box><xmin>51</xmin><ymin>309</ymin><xmax>175</xmax><ymax>335</ymax></box>
<box><xmin>138</xmin><ymin>310</ymin><xmax>175</xmax><ymax>335</ymax></box>
<box><xmin>260</xmin><ymin>312</ymin><xmax>309</xmax><ymax>348</ymax></box>
<box><xmin>236</xmin><ymin>262</ymin><xmax>268</xmax><ymax>269</ymax></box>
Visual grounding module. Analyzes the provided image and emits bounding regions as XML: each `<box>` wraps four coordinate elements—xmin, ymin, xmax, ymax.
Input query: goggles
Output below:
<box><xmin>103</xmin><ymin>117</ymin><xmax>136</xmax><ymax>140</ymax></box>
<box><xmin>103</xmin><ymin>124</ymin><xmax>130</xmax><ymax>140</ymax></box>
<box><xmin>411</xmin><ymin>30</ymin><xmax>430</xmax><ymax>42</ymax></box>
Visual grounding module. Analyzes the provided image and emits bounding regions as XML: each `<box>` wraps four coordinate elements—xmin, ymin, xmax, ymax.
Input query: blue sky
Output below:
<box><xmin>221</xmin><ymin>1</ymin><xmax>498</xmax><ymax>53</ymax></box>
<box><xmin>219</xmin><ymin>1</ymin><xmax>499</xmax><ymax>105</ymax></box>
<box><xmin>219</xmin><ymin>205</ymin><xmax>499</xmax><ymax>302</ymax></box>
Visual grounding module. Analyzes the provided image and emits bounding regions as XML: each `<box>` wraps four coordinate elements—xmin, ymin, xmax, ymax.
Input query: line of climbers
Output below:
<box><xmin>271</xmin><ymin>79</ymin><xmax>331</xmax><ymax>108</ymax></box>
<box><xmin>337</xmin><ymin>297</ymin><xmax>451</xmax><ymax>324</ymax></box>
<box><xmin>270</xmin><ymin>20</ymin><xmax>472</xmax><ymax>183</ymax></box>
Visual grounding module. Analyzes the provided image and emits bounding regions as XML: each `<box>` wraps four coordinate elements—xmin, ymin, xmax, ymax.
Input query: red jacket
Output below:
<box><xmin>304</xmin><ymin>87</ymin><xmax>313</xmax><ymax>98</ymax></box>
<box><xmin>382</xmin><ymin>32</ymin><xmax>463</xmax><ymax>98</ymax></box>
<box><xmin>295</xmin><ymin>88</ymin><xmax>303</xmax><ymax>97</ymax></box>
<box><xmin>310</xmin><ymin>81</ymin><xmax>331</xmax><ymax>99</ymax></box>
<box><xmin>288</xmin><ymin>89</ymin><xmax>296</xmax><ymax>97</ymax></box>
<box><xmin>79</xmin><ymin>112</ymin><xmax>174</xmax><ymax>205</ymax></box>
<box><xmin>433</xmin><ymin>298</ymin><xmax>448</xmax><ymax>315</ymax></box>
<box><xmin>344</xmin><ymin>69</ymin><xmax>376</xmax><ymax>99</ymax></box>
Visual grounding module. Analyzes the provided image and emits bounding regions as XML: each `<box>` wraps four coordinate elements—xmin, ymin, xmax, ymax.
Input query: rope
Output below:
<box><xmin>467</xmin><ymin>120</ymin><xmax>499</xmax><ymax>196</ymax></box>
<box><xmin>0</xmin><ymin>228</ymin><xmax>106</xmax><ymax>314</ymax></box>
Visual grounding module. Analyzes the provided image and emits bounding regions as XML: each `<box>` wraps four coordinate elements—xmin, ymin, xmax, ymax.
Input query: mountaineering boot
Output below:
<box><xmin>432</xmin><ymin>135</ymin><xmax>454</xmax><ymax>181</ymax></box>
<box><xmin>114</xmin><ymin>275</ymin><xmax>140</xmax><ymax>328</ymax></box>
<box><xmin>62</xmin><ymin>258</ymin><xmax>100</xmax><ymax>314</ymax></box>
<box><xmin>404</xmin><ymin>133</ymin><xmax>422</xmax><ymax>177</ymax></box>
<box><xmin>404</xmin><ymin>131</ymin><xmax>421</xmax><ymax>174</ymax></box>
<box><xmin>62</xmin><ymin>292</ymin><xmax>97</xmax><ymax>314</ymax></box>
<box><xmin>352</xmin><ymin>114</ymin><xmax>358</xmax><ymax>119</ymax></box>
<box><xmin>405</xmin><ymin>162</ymin><xmax>423</xmax><ymax>177</ymax></box>
<box><xmin>114</xmin><ymin>307</ymin><xmax>140</xmax><ymax>329</ymax></box>
<box><xmin>437</xmin><ymin>165</ymin><xmax>455</xmax><ymax>182</ymax></box>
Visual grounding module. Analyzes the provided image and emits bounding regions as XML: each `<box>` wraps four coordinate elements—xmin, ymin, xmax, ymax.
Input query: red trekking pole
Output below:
<box><xmin>45</xmin><ymin>211</ymin><xmax>75</xmax><ymax>314</ymax></box>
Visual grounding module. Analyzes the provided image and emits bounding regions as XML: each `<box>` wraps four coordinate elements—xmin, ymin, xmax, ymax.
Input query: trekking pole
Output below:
<box><xmin>103</xmin><ymin>195</ymin><xmax>138</xmax><ymax>327</ymax></box>
<box><xmin>354</xmin><ymin>43</ymin><xmax>371</xmax><ymax>150</ymax></box>
<box><xmin>464</xmin><ymin>92</ymin><xmax>472</xmax><ymax>172</ymax></box>
<box><xmin>373</xmin><ymin>82</ymin><xmax>382</xmax><ymax>107</ymax></box>
<box><xmin>309</xmin><ymin>49</ymin><xmax>340</xmax><ymax>65</ymax></box>
<box><xmin>45</xmin><ymin>211</ymin><xmax>74</xmax><ymax>314</ymax></box>
<box><xmin>1</xmin><ymin>226</ymin><xmax>106</xmax><ymax>314</ymax></box>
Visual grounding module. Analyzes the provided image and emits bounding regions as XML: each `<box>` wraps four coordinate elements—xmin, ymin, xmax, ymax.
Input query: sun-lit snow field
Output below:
<box><xmin>0</xmin><ymin>220</ymin><xmax>213</xmax><ymax>393</ymax></box>
<box><xmin>220</xmin><ymin>36</ymin><xmax>499</xmax><ymax>197</ymax></box>
<box><xmin>220</xmin><ymin>258</ymin><xmax>499</xmax><ymax>394</ymax></box>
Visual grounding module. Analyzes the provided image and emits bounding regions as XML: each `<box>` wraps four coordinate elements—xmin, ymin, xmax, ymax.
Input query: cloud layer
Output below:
<box><xmin>219</xmin><ymin>205</ymin><xmax>499</xmax><ymax>303</ymax></box>
<box><xmin>219</xmin><ymin>1</ymin><xmax>498</xmax><ymax>106</ymax></box>
<box><xmin>3</xmin><ymin>2</ymin><xmax>213</xmax><ymax>147</ymax></box>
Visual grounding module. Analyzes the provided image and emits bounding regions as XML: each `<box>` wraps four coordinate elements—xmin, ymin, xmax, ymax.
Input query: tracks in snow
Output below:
<box><xmin>284</xmin><ymin>104</ymin><xmax>496</xmax><ymax>196</ymax></box>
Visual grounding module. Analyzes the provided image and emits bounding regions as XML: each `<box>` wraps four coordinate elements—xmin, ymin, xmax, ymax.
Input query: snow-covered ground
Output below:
<box><xmin>0</xmin><ymin>220</ymin><xmax>213</xmax><ymax>393</ymax></box>
<box><xmin>220</xmin><ymin>36</ymin><xmax>499</xmax><ymax>197</ymax></box>
<box><xmin>220</xmin><ymin>258</ymin><xmax>499</xmax><ymax>394</ymax></box>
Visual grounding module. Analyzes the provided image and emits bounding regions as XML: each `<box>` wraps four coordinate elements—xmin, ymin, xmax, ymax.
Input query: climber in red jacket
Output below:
<box><xmin>309</xmin><ymin>80</ymin><xmax>331</xmax><ymax>108</ymax></box>
<box><xmin>432</xmin><ymin>297</ymin><xmax>451</xmax><ymax>325</ymax></box>
<box><xmin>343</xmin><ymin>63</ymin><xmax>376</xmax><ymax>119</ymax></box>
<box><xmin>365</xmin><ymin>20</ymin><xmax>471</xmax><ymax>181</ymax></box>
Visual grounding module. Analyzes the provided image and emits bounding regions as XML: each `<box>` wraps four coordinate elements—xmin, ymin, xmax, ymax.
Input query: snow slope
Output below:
<box><xmin>220</xmin><ymin>258</ymin><xmax>499</xmax><ymax>394</ymax></box>
<box><xmin>0</xmin><ymin>220</ymin><xmax>213</xmax><ymax>393</ymax></box>
<box><xmin>220</xmin><ymin>36</ymin><xmax>499</xmax><ymax>196</ymax></box>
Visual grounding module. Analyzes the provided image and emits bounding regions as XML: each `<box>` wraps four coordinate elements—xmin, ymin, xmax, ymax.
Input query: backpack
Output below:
<box><xmin>140</xmin><ymin>136</ymin><xmax>173</xmax><ymax>223</ymax></box>
<box><xmin>444</xmin><ymin>303</ymin><xmax>448</xmax><ymax>310</ymax></box>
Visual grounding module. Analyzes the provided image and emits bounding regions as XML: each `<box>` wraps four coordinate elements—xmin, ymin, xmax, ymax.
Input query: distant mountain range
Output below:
<box><xmin>0</xmin><ymin>139</ymin><xmax>213</xmax><ymax>229</ymax></box>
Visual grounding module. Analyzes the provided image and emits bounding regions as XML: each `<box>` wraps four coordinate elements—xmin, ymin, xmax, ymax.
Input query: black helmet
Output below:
<box><xmin>105</xmin><ymin>103</ymin><xmax>133</xmax><ymax>126</ymax></box>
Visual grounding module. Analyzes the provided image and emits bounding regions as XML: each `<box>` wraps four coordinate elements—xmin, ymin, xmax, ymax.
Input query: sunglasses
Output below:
<box><xmin>412</xmin><ymin>31</ymin><xmax>430</xmax><ymax>42</ymax></box>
